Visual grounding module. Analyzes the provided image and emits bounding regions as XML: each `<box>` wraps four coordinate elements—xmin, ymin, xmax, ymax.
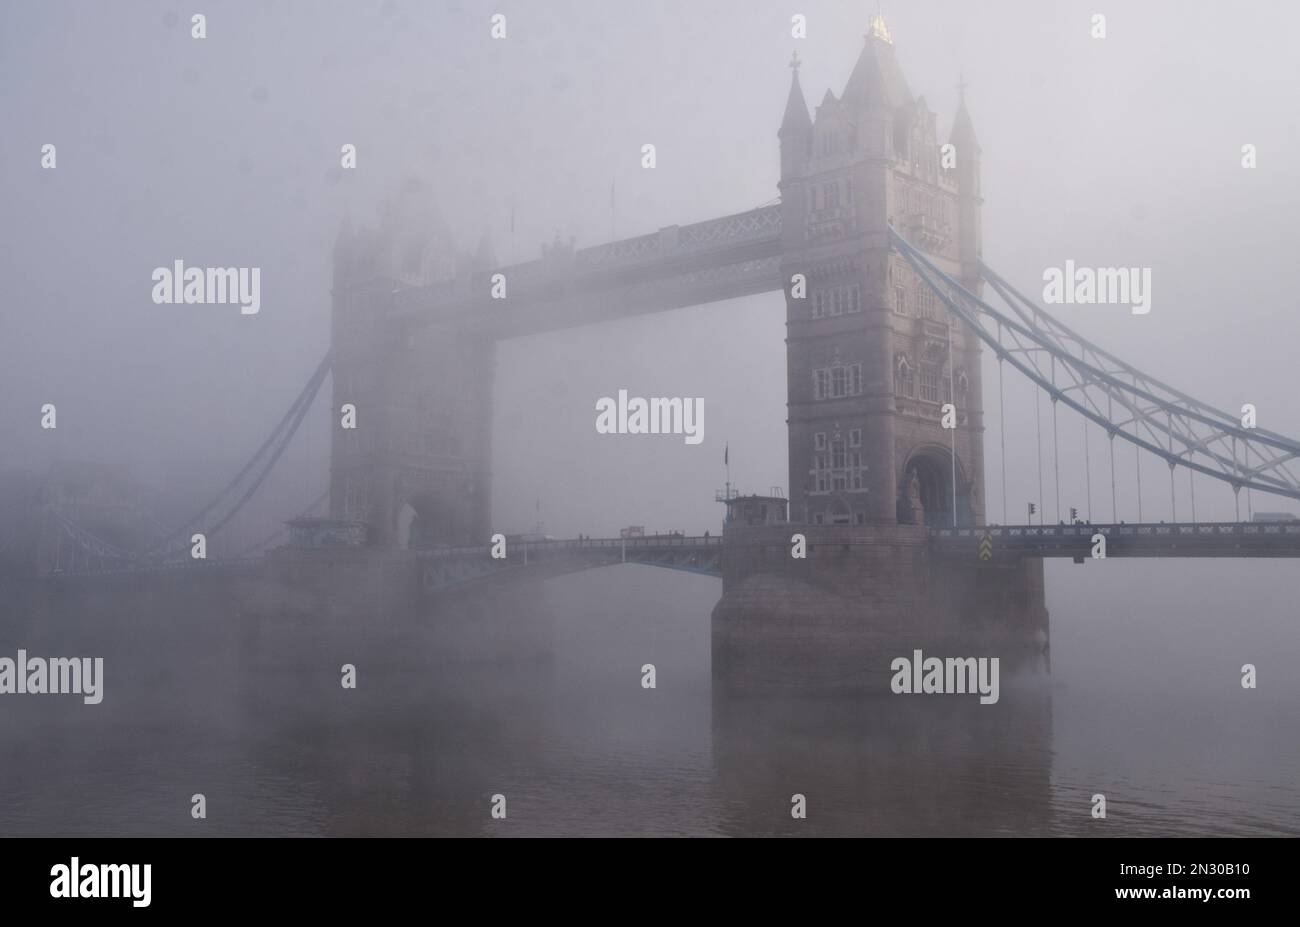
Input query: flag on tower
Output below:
<box><xmin>724</xmin><ymin>443</ymin><xmax>729</xmax><ymax>467</ymax></box>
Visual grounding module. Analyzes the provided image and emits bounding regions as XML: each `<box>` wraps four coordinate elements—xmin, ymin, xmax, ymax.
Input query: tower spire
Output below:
<box><xmin>867</xmin><ymin>11</ymin><xmax>893</xmax><ymax>45</ymax></box>
<box><xmin>842</xmin><ymin>10</ymin><xmax>910</xmax><ymax>109</ymax></box>
<box><xmin>951</xmin><ymin>79</ymin><xmax>980</xmax><ymax>153</ymax></box>
<box><xmin>779</xmin><ymin>52</ymin><xmax>812</xmax><ymax>137</ymax></box>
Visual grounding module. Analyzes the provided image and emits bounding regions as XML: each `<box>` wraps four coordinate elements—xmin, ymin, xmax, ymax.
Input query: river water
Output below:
<box><xmin>2</xmin><ymin>560</ymin><xmax>1298</xmax><ymax>837</ymax></box>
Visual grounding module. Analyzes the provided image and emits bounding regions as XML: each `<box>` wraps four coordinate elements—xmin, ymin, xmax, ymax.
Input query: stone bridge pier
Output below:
<box><xmin>712</xmin><ymin>524</ymin><xmax>1049</xmax><ymax>695</ymax></box>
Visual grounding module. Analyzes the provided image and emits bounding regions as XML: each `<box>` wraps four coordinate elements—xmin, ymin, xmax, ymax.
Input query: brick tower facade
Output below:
<box><xmin>779</xmin><ymin>16</ymin><xmax>985</xmax><ymax>529</ymax></box>
<box><xmin>329</xmin><ymin>178</ymin><xmax>494</xmax><ymax>548</ymax></box>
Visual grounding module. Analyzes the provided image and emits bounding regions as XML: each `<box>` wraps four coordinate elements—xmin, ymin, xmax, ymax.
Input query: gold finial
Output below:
<box><xmin>789</xmin><ymin>50</ymin><xmax>801</xmax><ymax>71</ymax></box>
<box><xmin>868</xmin><ymin>12</ymin><xmax>893</xmax><ymax>44</ymax></box>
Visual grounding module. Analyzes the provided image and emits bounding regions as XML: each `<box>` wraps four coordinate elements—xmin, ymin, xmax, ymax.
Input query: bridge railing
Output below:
<box><xmin>42</xmin><ymin>556</ymin><xmax>267</xmax><ymax>579</ymax></box>
<box><xmin>933</xmin><ymin>522</ymin><xmax>1300</xmax><ymax>540</ymax></box>
<box><xmin>417</xmin><ymin>535</ymin><xmax>723</xmax><ymax>559</ymax></box>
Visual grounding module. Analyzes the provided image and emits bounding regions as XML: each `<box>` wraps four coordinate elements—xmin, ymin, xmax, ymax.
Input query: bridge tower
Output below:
<box><xmin>329</xmin><ymin>177</ymin><xmax>494</xmax><ymax>548</ymax></box>
<box><xmin>779</xmin><ymin>15</ymin><xmax>985</xmax><ymax>529</ymax></box>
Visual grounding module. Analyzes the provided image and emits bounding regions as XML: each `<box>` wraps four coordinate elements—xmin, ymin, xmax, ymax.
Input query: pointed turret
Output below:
<box><xmin>779</xmin><ymin>52</ymin><xmax>812</xmax><ymax>182</ymax></box>
<box><xmin>950</xmin><ymin>83</ymin><xmax>983</xmax><ymax>273</ymax></box>
<box><xmin>780</xmin><ymin>53</ymin><xmax>812</xmax><ymax>136</ymax></box>
<box><xmin>950</xmin><ymin>90</ymin><xmax>980</xmax><ymax>156</ymax></box>
<box><xmin>841</xmin><ymin>14</ymin><xmax>912</xmax><ymax>111</ymax></box>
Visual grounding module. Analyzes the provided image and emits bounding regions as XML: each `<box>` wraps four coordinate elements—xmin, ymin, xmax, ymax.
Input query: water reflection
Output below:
<box><xmin>1</xmin><ymin>564</ymin><xmax>1298</xmax><ymax>836</ymax></box>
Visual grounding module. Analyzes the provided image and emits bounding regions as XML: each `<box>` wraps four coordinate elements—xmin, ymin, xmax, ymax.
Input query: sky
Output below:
<box><xmin>3</xmin><ymin>0</ymin><xmax>1299</xmax><ymax>544</ymax></box>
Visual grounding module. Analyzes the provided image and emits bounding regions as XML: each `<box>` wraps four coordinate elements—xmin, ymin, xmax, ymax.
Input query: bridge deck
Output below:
<box><xmin>419</xmin><ymin>535</ymin><xmax>723</xmax><ymax>592</ymax></box>
<box><xmin>932</xmin><ymin>522</ymin><xmax>1300</xmax><ymax>559</ymax></box>
<box><xmin>390</xmin><ymin>205</ymin><xmax>784</xmax><ymax>339</ymax></box>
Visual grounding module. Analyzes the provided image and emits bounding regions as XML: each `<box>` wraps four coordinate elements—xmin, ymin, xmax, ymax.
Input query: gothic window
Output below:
<box><xmin>812</xmin><ymin>433</ymin><xmax>869</xmax><ymax>496</ymax></box>
<box><xmin>895</xmin><ymin>354</ymin><xmax>914</xmax><ymax>398</ymax></box>
<box><xmin>344</xmin><ymin>476</ymin><xmax>371</xmax><ymax>521</ymax></box>
<box><xmin>894</xmin><ymin>284</ymin><xmax>908</xmax><ymax>315</ymax></box>
<box><xmin>919</xmin><ymin>363</ymin><xmax>941</xmax><ymax>403</ymax></box>
<box><xmin>918</xmin><ymin>282</ymin><xmax>938</xmax><ymax>320</ymax></box>
<box><xmin>813</xmin><ymin>444</ymin><xmax>829</xmax><ymax>491</ymax></box>
<box><xmin>814</xmin><ymin>285</ymin><xmax>863</xmax><ymax>317</ymax></box>
<box><xmin>814</xmin><ymin>363</ymin><xmax>865</xmax><ymax>401</ymax></box>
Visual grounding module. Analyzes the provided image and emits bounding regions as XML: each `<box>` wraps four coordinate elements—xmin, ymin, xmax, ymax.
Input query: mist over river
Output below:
<box><xmin>1</xmin><ymin>557</ymin><xmax>1297</xmax><ymax>837</ymax></box>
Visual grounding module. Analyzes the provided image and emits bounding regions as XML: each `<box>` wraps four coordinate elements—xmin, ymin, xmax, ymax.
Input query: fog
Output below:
<box><xmin>7</xmin><ymin>2</ymin><xmax>1299</xmax><ymax>610</ymax></box>
<box><xmin>3</xmin><ymin>2</ymin><xmax>1297</xmax><ymax>534</ymax></box>
<box><xmin>2</xmin><ymin>1</ymin><xmax>1300</xmax><ymax>836</ymax></box>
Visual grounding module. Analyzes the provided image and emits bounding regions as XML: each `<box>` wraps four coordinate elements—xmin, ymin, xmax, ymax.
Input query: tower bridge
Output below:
<box><xmin>331</xmin><ymin>16</ymin><xmax>987</xmax><ymax>547</ymax></box>
<box><xmin>29</xmin><ymin>14</ymin><xmax>1300</xmax><ymax>690</ymax></box>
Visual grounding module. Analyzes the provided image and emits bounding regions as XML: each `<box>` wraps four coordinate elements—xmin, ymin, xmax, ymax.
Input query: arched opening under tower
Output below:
<box><xmin>899</xmin><ymin>448</ymin><xmax>972</xmax><ymax>529</ymax></box>
<box><xmin>402</xmin><ymin>492</ymin><xmax>479</xmax><ymax>549</ymax></box>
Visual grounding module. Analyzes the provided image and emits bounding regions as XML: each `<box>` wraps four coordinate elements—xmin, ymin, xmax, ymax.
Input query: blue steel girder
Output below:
<box><xmin>891</xmin><ymin>227</ymin><xmax>1300</xmax><ymax>503</ymax></box>
<box><xmin>46</xmin><ymin>352</ymin><xmax>334</xmax><ymax>573</ymax></box>
<box><xmin>976</xmin><ymin>258</ymin><xmax>1300</xmax><ymax>492</ymax></box>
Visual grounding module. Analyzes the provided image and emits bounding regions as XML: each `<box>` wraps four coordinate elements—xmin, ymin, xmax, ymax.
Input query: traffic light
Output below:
<box><xmin>1028</xmin><ymin>502</ymin><xmax>1037</xmax><ymax>521</ymax></box>
<box><xmin>1070</xmin><ymin>507</ymin><xmax>1078</xmax><ymax>522</ymax></box>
